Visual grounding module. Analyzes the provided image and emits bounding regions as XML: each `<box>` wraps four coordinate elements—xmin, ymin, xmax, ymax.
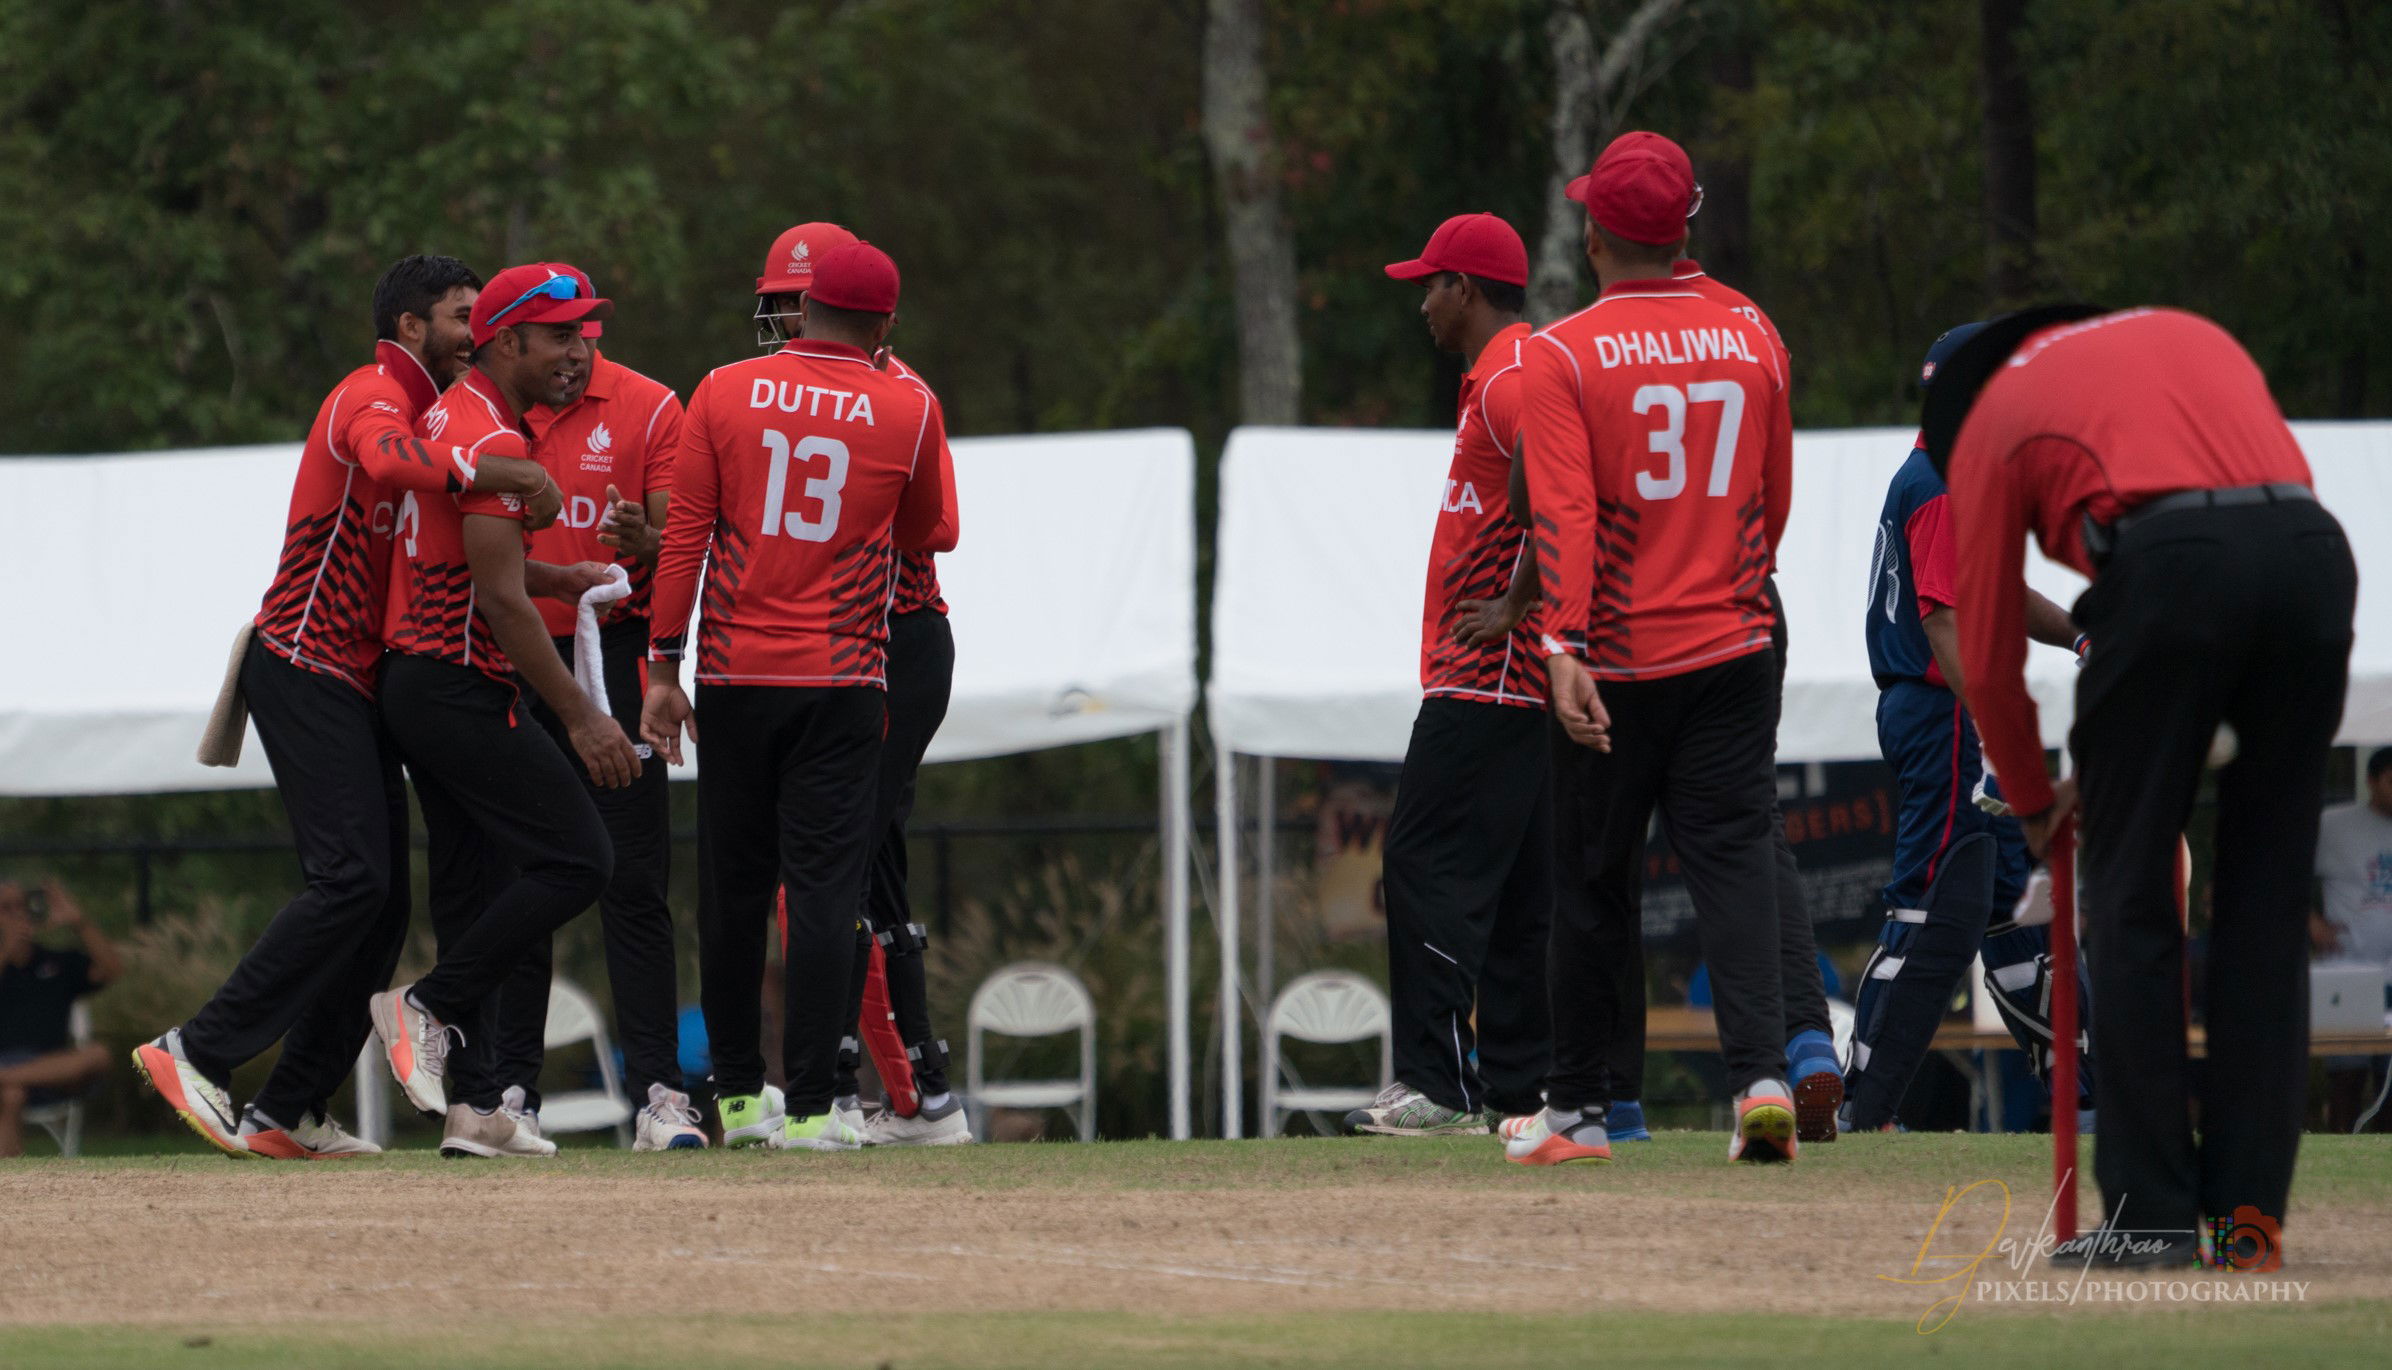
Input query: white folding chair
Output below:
<box><xmin>967</xmin><ymin>962</ymin><xmax>1097</xmax><ymax>1142</ymax></box>
<box><xmin>25</xmin><ymin>999</ymin><xmax>93</xmax><ymax>1157</ymax></box>
<box><xmin>535</xmin><ymin>977</ymin><xmax>635</xmax><ymax>1146</ymax></box>
<box><xmin>1260</xmin><ymin>970</ymin><xmax>1391</xmax><ymax>1137</ymax></box>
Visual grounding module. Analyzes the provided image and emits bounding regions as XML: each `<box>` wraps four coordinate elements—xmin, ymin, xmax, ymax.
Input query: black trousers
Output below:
<box><xmin>1381</xmin><ymin>697</ymin><xmax>1553</xmax><ymax>1116</ymax></box>
<box><xmin>2070</xmin><ymin>498</ymin><xmax>2353</xmax><ymax>1236</ymax></box>
<box><xmin>696</xmin><ymin>683</ymin><xmax>884</xmax><ymax>1115</ymax></box>
<box><xmin>181</xmin><ymin>641</ymin><xmax>410</xmax><ymax>1123</ymax></box>
<box><xmin>489</xmin><ymin>618</ymin><xmax>679</xmax><ymax>1111</ymax></box>
<box><xmin>1567</xmin><ymin>587</ymin><xmax>1826</xmax><ymax>1104</ymax></box>
<box><xmin>381</xmin><ymin>653</ymin><xmax>612</xmax><ymax>1111</ymax></box>
<box><xmin>1549</xmin><ymin>649</ymin><xmax>1787</xmax><ymax>1105</ymax></box>
<box><xmin>834</xmin><ymin>609</ymin><xmax>956</xmax><ymax>1100</ymax></box>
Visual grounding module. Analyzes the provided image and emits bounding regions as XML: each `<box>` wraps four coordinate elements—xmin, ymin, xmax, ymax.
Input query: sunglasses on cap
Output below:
<box><xmin>1686</xmin><ymin>182</ymin><xmax>1705</xmax><ymax>220</ymax></box>
<box><xmin>487</xmin><ymin>273</ymin><xmax>581</xmax><ymax>327</ymax></box>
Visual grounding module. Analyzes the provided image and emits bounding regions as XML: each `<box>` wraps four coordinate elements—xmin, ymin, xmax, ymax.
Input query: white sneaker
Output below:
<box><xmin>130</xmin><ymin>1030</ymin><xmax>247</xmax><ymax>1157</ymax></box>
<box><xmin>440</xmin><ymin>1103</ymin><xmax>557</xmax><ymax>1159</ymax></box>
<box><xmin>860</xmin><ymin>1095</ymin><xmax>973</xmax><ymax>1147</ymax></box>
<box><xmin>634</xmin><ymin>1083</ymin><xmax>707</xmax><ymax>1151</ymax></box>
<box><xmin>369</xmin><ymin>986</ymin><xmax>456</xmax><ymax>1118</ymax></box>
<box><xmin>241</xmin><ymin>1106</ymin><xmax>380</xmax><ymax>1159</ymax></box>
<box><xmin>832</xmin><ymin>1095</ymin><xmax>867</xmax><ymax>1139</ymax></box>
<box><xmin>501</xmin><ymin>1085</ymin><xmax>543</xmax><ymax>1142</ymax></box>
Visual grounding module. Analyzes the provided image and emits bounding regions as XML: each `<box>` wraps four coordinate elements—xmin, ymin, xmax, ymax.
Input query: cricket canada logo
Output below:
<box><xmin>788</xmin><ymin>239</ymin><xmax>812</xmax><ymax>275</ymax></box>
<box><xmin>580</xmin><ymin>421</ymin><xmax>616</xmax><ymax>472</ymax></box>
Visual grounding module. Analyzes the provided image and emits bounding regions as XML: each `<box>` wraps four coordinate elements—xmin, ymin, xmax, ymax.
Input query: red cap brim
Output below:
<box><xmin>756</xmin><ymin>275</ymin><xmax>813</xmax><ymax>295</ymax></box>
<box><xmin>1564</xmin><ymin>173</ymin><xmax>1593</xmax><ymax>205</ymax></box>
<box><xmin>1383</xmin><ymin>258</ymin><xmax>1439</xmax><ymax>282</ymax></box>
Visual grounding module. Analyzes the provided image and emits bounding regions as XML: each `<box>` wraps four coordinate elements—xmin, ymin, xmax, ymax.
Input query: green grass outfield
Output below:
<box><xmin>5</xmin><ymin>1306</ymin><xmax>2390</xmax><ymax>1370</ymax></box>
<box><xmin>6</xmin><ymin>1132</ymin><xmax>2387</xmax><ymax>1368</ymax></box>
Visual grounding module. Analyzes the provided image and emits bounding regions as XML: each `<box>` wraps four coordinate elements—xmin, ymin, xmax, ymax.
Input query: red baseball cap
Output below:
<box><xmin>1384</xmin><ymin>212</ymin><xmax>1528</xmax><ymax>287</ymax></box>
<box><xmin>1566</xmin><ymin>131</ymin><xmax>1700</xmax><ymax>246</ymax></box>
<box><xmin>558</xmin><ymin>263</ymin><xmax>603</xmax><ymax>339</ymax></box>
<box><xmin>469</xmin><ymin>264</ymin><xmax>612</xmax><ymax>348</ymax></box>
<box><xmin>805</xmin><ymin>242</ymin><xmax>900</xmax><ymax>314</ymax></box>
<box><xmin>757</xmin><ymin>221</ymin><xmax>858</xmax><ymax>295</ymax></box>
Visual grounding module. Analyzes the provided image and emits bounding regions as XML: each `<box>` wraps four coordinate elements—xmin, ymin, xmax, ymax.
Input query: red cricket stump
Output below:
<box><xmin>2048</xmin><ymin>817</ymin><xmax>2081</xmax><ymax>1243</ymax></box>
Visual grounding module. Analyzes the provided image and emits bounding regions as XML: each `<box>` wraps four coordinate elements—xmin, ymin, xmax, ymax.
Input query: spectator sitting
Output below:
<box><xmin>2312</xmin><ymin>746</ymin><xmax>2392</xmax><ymax>1132</ymax></box>
<box><xmin>1</xmin><ymin>880</ymin><xmax>121</xmax><ymax>1156</ymax></box>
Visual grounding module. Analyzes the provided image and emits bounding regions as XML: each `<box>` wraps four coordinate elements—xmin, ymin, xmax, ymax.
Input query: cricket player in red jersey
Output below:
<box><xmin>643</xmin><ymin>241</ymin><xmax>958</xmax><ymax>1152</ymax></box>
<box><xmin>1926</xmin><ymin>305</ymin><xmax>2354</xmax><ymax>1266</ymax></box>
<box><xmin>1338</xmin><ymin>212</ymin><xmax>1551</xmax><ymax>1139</ymax></box>
<box><xmin>369</xmin><ymin>264</ymin><xmax>641</xmax><ymax>1160</ymax></box>
<box><xmin>757</xmin><ymin>222</ymin><xmax>970</xmax><ymax>1145</ymax></box>
<box><xmin>480</xmin><ymin>263</ymin><xmax>705</xmax><ymax>1151</ymax></box>
<box><xmin>1512</xmin><ymin>138</ymin><xmax>1839</xmax><ymax>1143</ymax></box>
<box><xmin>132</xmin><ymin>256</ymin><xmax>567</xmax><ymax>1159</ymax></box>
<box><xmin>1506</xmin><ymin>133</ymin><xmax>1803</xmax><ymax>1166</ymax></box>
<box><xmin>1597</xmin><ymin>141</ymin><xmax>1837</xmax><ymax>1142</ymax></box>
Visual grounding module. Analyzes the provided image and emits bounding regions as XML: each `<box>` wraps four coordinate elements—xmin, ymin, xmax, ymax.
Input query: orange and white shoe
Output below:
<box><xmin>1501</xmin><ymin>1107</ymin><xmax>1613</xmax><ymax>1166</ymax></box>
<box><xmin>239</xmin><ymin>1107</ymin><xmax>382</xmax><ymax>1159</ymax></box>
<box><xmin>130</xmin><ymin>1030</ymin><xmax>248</xmax><ymax>1157</ymax></box>
<box><xmin>1729</xmin><ymin>1079</ymin><xmax>1798</xmax><ymax>1163</ymax></box>
<box><xmin>369</xmin><ymin>986</ymin><xmax>455</xmax><ymax>1118</ymax></box>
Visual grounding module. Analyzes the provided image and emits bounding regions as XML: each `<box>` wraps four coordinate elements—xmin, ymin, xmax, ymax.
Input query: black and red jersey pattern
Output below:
<box><xmin>384</xmin><ymin>545</ymin><xmax>507</xmax><ymax>681</ymax></box>
<box><xmin>1418</xmin><ymin>321</ymin><xmax>1543</xmax><ymax>707</ymax></box>
<box><xmin>252</xmin><ymin>342</ymin><xmax>451</xmax><ymax>696</ymax></box>
<box><xmin>891</xmin><ymin>550</ymin><xmax>946</xmax><ymax>617</ymax></box>
<box><xmin>1419</xmin><ymin>515</ymin><xmax>1542</xmax><ymax>705</ymax></box>
<box><xmin>255</xmin><ymin>476</ymin><xmax>390</xmax><ymax>695</ymax></box>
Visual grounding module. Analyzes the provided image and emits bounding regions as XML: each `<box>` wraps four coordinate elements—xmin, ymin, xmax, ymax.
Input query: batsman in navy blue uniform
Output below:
<box><xmin>1845</xmin><ymin>324</ymin><xmax>2093</xmax><ymax>1132</ymax></box>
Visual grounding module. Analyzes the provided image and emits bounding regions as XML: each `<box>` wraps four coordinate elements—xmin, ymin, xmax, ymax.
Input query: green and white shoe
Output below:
<box><xmin>720</xmin><ymin>1085</ymin><xmax>786</xmax><ymax>1149</ymax></box>
<box><xmin>774</xmin><ymin>1110</ymin><xmax>864</xmax><ymax>1152</ymax></box>
<box><xmin>1342</xmin><ymin>1082</ymin><xmax>1492</xmax><ymax>1137</ymax></box>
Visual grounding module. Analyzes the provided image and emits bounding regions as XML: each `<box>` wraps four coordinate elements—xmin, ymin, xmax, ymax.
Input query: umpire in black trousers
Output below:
<box><xmin>1930</xmin><ymin>304</ymin><xmax>2355</xmax><ymax>1266</ymax></box>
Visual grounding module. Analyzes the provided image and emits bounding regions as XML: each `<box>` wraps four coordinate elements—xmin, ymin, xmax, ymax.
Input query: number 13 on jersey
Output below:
<box><xmin>760</xmin><ymin>430</ymin><xmax>849</xmax><ymax>541</ymax></box>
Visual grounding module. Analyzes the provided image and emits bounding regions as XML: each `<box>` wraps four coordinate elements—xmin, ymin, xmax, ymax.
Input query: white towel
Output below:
<box><xmin>574</xmin><ymin>565</ymin><xmax>634</xmax><ymax>717</ymax></box>
<box><xmin>196</xmin><ymin>621</ymin><xmax>255</xmax><ymax>767</ymax></box>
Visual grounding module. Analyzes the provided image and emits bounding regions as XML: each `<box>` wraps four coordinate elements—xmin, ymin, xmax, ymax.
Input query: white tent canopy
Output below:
<box><xmin>3</xmin><ymin>426</ymin><xmax>1202</xmax><ymax>1137</ymax></box>
<box><xmin>1206</xmin><ymin>420</ymin><xmax>2392</xmax><ymax>1135</ymax></box>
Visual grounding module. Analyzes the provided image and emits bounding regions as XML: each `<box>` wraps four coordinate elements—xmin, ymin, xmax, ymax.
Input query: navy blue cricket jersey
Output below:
<box><xmin>1864</xmin><ymin>443</ymin><xmax>1958</xmax><ymax>689</ymax></box>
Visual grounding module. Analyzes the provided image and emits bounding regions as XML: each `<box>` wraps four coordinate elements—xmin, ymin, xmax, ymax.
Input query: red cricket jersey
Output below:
<box><xmin>383</xmin><ymin>368</ymin><xmax>534</xmax><ymax>682</ymax></box>
<box><xmin>525</xmin><ymin>352</ymin><xmax>684</xmax><ymax>637</ymax></box>
<box><xmin>884</xmin><ymin>353</ymin><xmax>949</xmax><ymax>617</ymax></box>
<box><xmin>649</xmin><ymin>340</ymin><xmax>959</xmax><ymax>686</ymax></box>
<box><xmin>1419</xmin><ymin>321</ymin><xmax>1544</xmax><ymax>707</ymax></box>
<box><xmin>253</xmin><ymin>340</ymin><xmax>489</xmax><ymax>695</ymax></box>
<box><xmin>1951</xmin><ymin>307</ymin><xmax>2313</xmax><ymax>817</ymax></box>
<box><xmin>1522</xmin><ymin>277</ymin><xmax>1792</xmax><ymax>680</ymax></box>
<box><xmin>1672</xmin><ymin>260</ymin><xmax>1791</xmax><ymax>373</ymax></box>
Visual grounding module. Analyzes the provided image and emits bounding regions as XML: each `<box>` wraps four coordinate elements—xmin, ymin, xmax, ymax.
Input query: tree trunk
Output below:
<box><xmin>1202</xmin><ymin>0</ymin><xmax>1301</xmax><ymax>425</ymax></box>
<box><xmin>1979</xmin><ymin>0</ymin><xmax>2039</xmax><ymax>304</ymax></box>
<box><xmin>1528</xmin><ymin>3</ymin><xmax>1599</xmax><ymax>326</ymax></box>
<box><xmin>1529</xmin><ymin>0</ymin><xmax>1689</xmax><ymax>325</ymax></box>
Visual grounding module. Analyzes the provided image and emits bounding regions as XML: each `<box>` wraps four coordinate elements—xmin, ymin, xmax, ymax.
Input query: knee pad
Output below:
<box><xmin>906</xmin><ymin>1037</ymin><xmax>952</xmax><ymax>1079</ymax></box>
<box><xmin>875</xmin><ymin>921</ymin><xmax>929</xmax><ymax>958</ymax></box>
<box><xmin>1851</xmin><ymin>833</ymin><xmax>2000</xmax><ymax>1075</ymax></box>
